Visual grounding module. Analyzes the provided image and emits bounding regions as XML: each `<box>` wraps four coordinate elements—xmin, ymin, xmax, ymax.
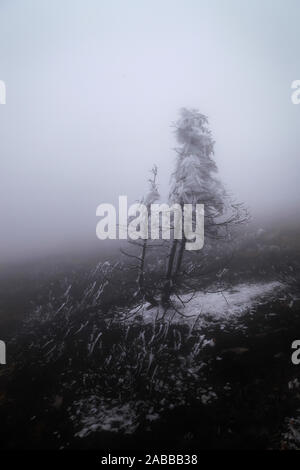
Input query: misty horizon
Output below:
<box><xmin>1</xmin><ymin>0</ymin><xmax>300</xmax><ymax>263</ymax></box>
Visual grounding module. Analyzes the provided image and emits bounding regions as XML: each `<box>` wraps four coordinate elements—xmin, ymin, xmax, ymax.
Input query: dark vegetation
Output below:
<box><xmin>0</xmin><ymin>225</ymin><xmax>300</xmax><ymax>450</ymax></box>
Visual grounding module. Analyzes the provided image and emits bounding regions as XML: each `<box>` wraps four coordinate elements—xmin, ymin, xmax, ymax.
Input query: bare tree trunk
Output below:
<box><xmin>137</xmin><ymin>239</ymin><xmax>147</xmax><ymax>293</ymax></box>
<box><xmin>136</xmin><ymin>239</ymin><xmax>158</xmax><ymax>306</ymax></box>
<box><xmin>174</xmin><ymin>236</ymin><xmax>186</xmax><ymax>279</ymax></box>
<box><xmin>161</xmin><ymin>239</ymin><xmax>178</xmax><ymax>305</ymax></box>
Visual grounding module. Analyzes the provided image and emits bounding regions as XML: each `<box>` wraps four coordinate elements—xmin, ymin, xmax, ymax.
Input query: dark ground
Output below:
<box><xmin>0</xmin><ymin>226</ymin><xmax>300</xmax><ymax>450</ymax></box>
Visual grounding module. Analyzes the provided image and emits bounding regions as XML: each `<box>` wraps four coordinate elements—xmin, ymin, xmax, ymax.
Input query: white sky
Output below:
<box><xmin>0</xmin><ymin>0</ymin><xmax>300</xmax><ymax>261</ymax></box>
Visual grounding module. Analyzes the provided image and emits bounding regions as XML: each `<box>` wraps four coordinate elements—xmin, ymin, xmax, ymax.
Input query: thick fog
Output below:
<box><xmin>1</xmin><ymin>0</ymin><xmax>300</xmax><ymax>263</ymax></box>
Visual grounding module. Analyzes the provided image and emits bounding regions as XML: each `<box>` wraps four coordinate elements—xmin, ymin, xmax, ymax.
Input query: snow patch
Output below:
<box><xmin>134</xmin><ymin>282</ymin><xmax>283</xmax><ymax>324</ymax></box>
<box><xmin>72</xmin><ymin>397</ymin><xmax>139</xmax><ymax>438</ymax></box>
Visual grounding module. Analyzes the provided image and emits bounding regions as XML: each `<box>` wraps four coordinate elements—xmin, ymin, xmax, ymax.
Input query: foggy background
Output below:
<box><xmin>0</xmin><ymin>0</ymin><xmax>300</xmax><ymax>264</ymax></box>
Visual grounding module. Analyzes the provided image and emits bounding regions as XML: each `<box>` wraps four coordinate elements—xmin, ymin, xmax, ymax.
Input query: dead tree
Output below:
<box><xmin>121</xmin><ymin>165</ymin><xmax>160</xmax><ymax>306</ymax></box>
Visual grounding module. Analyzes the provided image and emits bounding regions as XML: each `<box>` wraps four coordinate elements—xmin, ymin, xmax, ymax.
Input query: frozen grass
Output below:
<box><xmin>72</xmin><ymin>397</ymin><xmax>139</xmax><ymax>437</ymax></box>
<box><xmin>2</xmin><ymin>256</ymin><xmax>298</xmax><ymax>449</ymax></box>
<box><xmin>68</xmin><ymin>281</ymin><xmax>284</xmax><ymax>438</ymax></box>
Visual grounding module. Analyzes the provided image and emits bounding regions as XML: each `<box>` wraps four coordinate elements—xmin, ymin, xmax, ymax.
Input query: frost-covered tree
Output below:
<box><xmin>136</xmin><ymin>165</ymin><xmax>159</xmax><ymax>301</ymax></box>
<box><xmin>162</xmin><ymin>108</ymin><xmax>247</xmax><ymax>304</ymax></box>
<box><xmin>122</xmin><ymin>165</ymin><xmax>160</xmax><ymax>306</ymax></box>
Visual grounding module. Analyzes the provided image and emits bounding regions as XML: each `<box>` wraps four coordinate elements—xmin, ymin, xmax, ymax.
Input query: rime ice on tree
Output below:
<box><xmin>169</xmin><ymin>108</ymin><xmax>225</xmax><ymax>224</ymax></box>
<box><xmin>162</xmin><ymin>108</ymin><xmax>247</xmax><ymax>305</ymax></box>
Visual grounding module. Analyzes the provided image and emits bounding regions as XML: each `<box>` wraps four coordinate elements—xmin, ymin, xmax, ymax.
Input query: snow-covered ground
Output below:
<box><xmin>71</xmin><ymin>281</ymin><xmax>284</xmax><ymax>439</ymax></box>
<box><xmin>132</xmin><ymin>281</ymin><xmax>283</xmax><ymax>325</ymax></box>
<box><xmin>72</xmin><ymin>397</ymin><xmax>139</xmax><ymax>438</ymax></box>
